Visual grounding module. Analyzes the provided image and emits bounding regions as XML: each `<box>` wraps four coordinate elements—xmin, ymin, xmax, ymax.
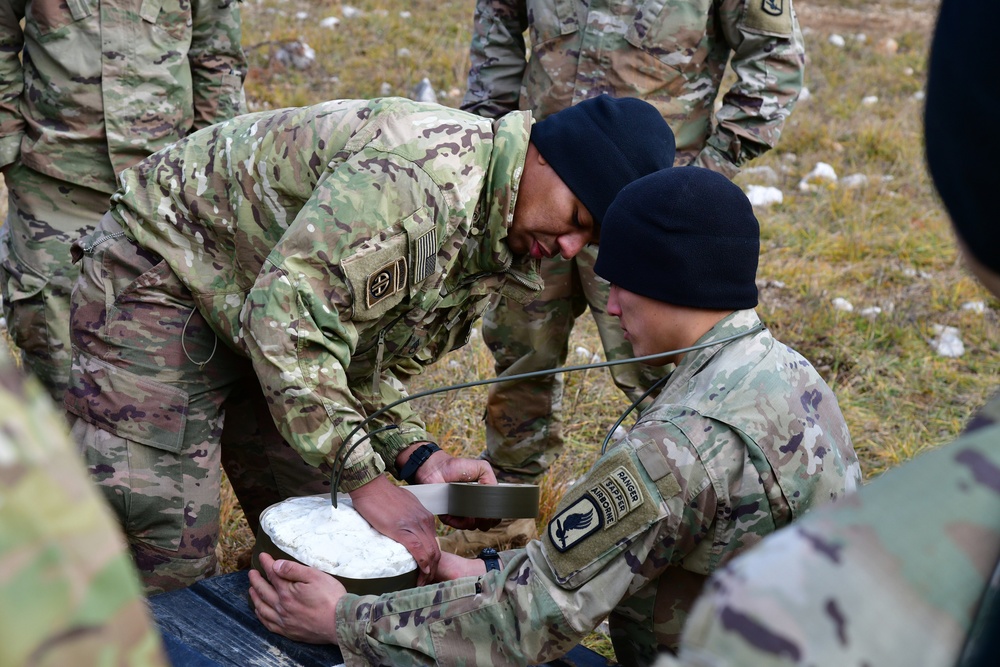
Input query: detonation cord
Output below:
<box><xmin>330</xmin><ymin>322</ymin><xmax>766</xmax><ymax>505</ymax></box>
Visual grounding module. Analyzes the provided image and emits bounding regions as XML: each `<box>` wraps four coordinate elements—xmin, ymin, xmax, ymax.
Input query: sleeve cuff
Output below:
<box><xmin>692</xmin><ymin>143</ymin><xmax>742</xmax><ymax>178</ymax></box>
<box><xmin>370</xmin><ymin>427</ymin><xmax>429</xmax><ymax>479</ymax></box>
<box><xmin>334</xmin><ymin>452</ymin><xmax>386</xmax><ymax>493</ymax></box>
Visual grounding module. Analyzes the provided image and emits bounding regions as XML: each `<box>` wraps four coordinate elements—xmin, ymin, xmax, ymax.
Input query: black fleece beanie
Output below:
<box><xmin>530</xmin><ymin>95</ymin><xmax>676</xmax><ymax>225</ymax></box>
<box><xmin>594</xmin><ymin>167</ymin><xmax>759</xmax><ymax>310</ymax></box>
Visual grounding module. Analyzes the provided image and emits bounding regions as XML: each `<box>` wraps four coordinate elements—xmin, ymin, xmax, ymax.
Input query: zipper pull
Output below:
<box><xmin>372</xmin><ymin>328</ymin><xmax>386</xmax><ymax>395</ymax></box>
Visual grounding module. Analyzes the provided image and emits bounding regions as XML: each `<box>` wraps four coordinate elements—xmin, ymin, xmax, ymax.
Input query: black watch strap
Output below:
<box><xmin>399</xmin><ymin>442</ymin><xmax>442</xmax><ymax>484</ymax></box>
<box><xmin>478</xmin><ymin>547</ymin><xmax>501</xmax><ymax>572</ymax></box>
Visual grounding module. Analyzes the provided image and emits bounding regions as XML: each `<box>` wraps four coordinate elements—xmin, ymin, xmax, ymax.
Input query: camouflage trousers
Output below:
<box><xmin>482</xmin><ymin>246</ymin><xmax>665</xmax><ymax>481</ymax></box>
<box><xmin>66</xmin><ymin>214</ymin><xmax>332</xmax><ymax>595</ymax></box>
<box><xmin>0</xmin><ymin>163</ymin><xmax>109</xmax><ymax>403</ymax></box>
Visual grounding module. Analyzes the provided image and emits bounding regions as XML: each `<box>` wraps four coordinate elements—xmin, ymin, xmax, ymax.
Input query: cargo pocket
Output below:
<box><xmin>67</xmin><ymin>354</ymin><xmax>191</xmax><ymax>551</ymax></box>
<box><xmin>0</xmin><ymin>249</ymin><xmax>51</xmax><ymax>360</ymax></box>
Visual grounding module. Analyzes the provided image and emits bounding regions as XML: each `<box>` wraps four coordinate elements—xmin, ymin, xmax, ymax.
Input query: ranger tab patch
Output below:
<box><xmin>548</xmin><ymin>465</ymin><xmax>644</xmax><ymax>552</ymax></box>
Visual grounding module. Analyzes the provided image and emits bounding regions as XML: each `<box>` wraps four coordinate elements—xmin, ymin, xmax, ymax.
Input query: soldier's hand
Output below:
<box><xmin>249</xmin><ymin>553</ymin><xmax>343</xmax><ymax>644</ymax></box>
<box><xmin>415</xmin><ymin>450</ymin><xmax>502</xmax><ymax>531</ymax></box>
<box><xmin>350</xmin><ymin>474</ymin><xmax>441</xmax><ymax>585</ymax></box>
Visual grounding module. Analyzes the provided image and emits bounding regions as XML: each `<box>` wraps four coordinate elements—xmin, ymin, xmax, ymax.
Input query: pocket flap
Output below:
<box><xmin>65</xmin><ymin>354</ymin><xmax>189</xmax><ymax>454</ymax></box>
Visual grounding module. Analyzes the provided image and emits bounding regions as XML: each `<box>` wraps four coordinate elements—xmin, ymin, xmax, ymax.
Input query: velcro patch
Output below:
<box><xmin>543</xmin><ymin>450</ymin><xmax>662</xmax><ymax>585</ymax></box>
<box><xmin>548</xmin><ymin>495</ymin><xmax>603</xmax><ymax>552</ymax></box>
<box><xmin>742</xmin><ymin>0</ymin><xmax>794</xmax><ymax>37</ymax></box>
<box><xmin>403</xmin><ymin>211</ymin><xmax>438</xmax><ymax>287</ymax></box>
<box><xmin>342</xmin><ymin>232</ymin><xmax>410</xmax><ymax>321</ymax></box>
<box><xmin>366</xmin><ymin>257</ymin><xmax>407</xmax><ymax>308</ymax></box>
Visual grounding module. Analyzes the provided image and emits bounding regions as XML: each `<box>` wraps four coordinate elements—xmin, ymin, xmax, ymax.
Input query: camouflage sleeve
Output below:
<box><xmin>0</xmin><ymin>0</ymin><xmax>25</xmax><ymax>168</ymax></box>
<box><xmin>242</xmin><ymin>150</ymin><xmax>448</xmax><ymax>491</ymax></box>
<box><xmin>336</xmin><ymin>436</ymin><xmax>716</xmax><ymax>665</ymax></box>
<box><xmin>188</xmin><ymin>0</ymin><xmax>248</xmax><ymax>131</ymax></box>
<box><xmin>461</xmin><ymin>0</ymin><xmax>529</xmax><ymax>119</ymax></box>
<box><xmin>0</xmin><ymin>342</ymin><xmax>169</xmax><ymax>667</ymax></box>
<box><xmin>694</xmin><ymin>0</ymin><xmax>805</xmax><ymax>176</ymax></box>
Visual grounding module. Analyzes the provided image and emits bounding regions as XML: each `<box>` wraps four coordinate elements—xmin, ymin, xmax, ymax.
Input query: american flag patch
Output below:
<box><xmin>412</xmin><ymin>228</ymin><xmax>437</xmax><ymax>283</ymax></box>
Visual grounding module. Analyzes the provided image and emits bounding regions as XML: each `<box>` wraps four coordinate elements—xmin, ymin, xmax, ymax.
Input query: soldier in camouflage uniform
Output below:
<box><xmin>0</xmin><ymin>0</ymin><xmax>246</xmax><ymax>402</ymax></box>
<box><xmin>247</xmin><ymin>168</ymin><xmax>860</xmax><ymax>666</ymax></box>
<box><xmin>66</xmin><ymin>95</ymin><xmax>676</xmax><ymax>593</ymax></box>
<box><xmin>461</xmin><ymin>0</ymin><xmax>806</xmax><ymax>492</ymax></box>
<box><xmin>647</xmin><ymin>2</ymin><xmax>1000</xmax><ymax>665</ymax></box>
<box><xmin>0</xmin><ymin>338</ymin><xmax>169</xmax><ymax>666</ymax></box>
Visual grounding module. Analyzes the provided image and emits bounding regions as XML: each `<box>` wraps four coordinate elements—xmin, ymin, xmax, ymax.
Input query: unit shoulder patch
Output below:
<box><xmin>742</xmin><ymin>0</ymin><xmax>794</xmax><ymax>37</ymax></box>
<box><xmin>341</xmin><ymin>232</ymin><xmax>409</xmax><ymax>321</ymax></box>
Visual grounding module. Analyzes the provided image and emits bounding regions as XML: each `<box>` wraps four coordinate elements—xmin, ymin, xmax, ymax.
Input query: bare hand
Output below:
<box><xmin>350</xmin><ymin>474</ymin><xmax>440</xmax><ymax>585</ymax></box>
<box><xmin>413</xmin><ymin>450</ymin><xmax>501</xmax><ymax>531</ymax></box>
<box><xmin>434</xmin><ymin>551</ymin><xmax>488</xmax><ymax>583</ymax></box>
<box><xmin>249</xmin><ymin>553</ymin><xmax>344</xmax><ymax>644</ymax></box>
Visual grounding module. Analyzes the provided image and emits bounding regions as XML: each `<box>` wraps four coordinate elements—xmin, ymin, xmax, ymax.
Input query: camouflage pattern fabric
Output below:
<box><xmin>66</xmin><ymin>98</ymin><xmax>543</xmax><ymax>592</ymax></box>
<box><xmin>0</xmin><ymin>165</ymin><xmax>108</xmax><ymax>401</ymax></box>
<box><xmin>654</xmin><ymin>393</ymin><xmax>1000</xmax><ymax>667</ymax></box>
<box><xmin>336</xmin><ymin>310</ymin><xmax>860</xmax><ymax>666</ymax></box>
<box><xmin>0</xmin><ymin>339</ymin><xmax>169</xmax><ymax>666</ymax></box>
<box><xmin>462</xmin><ymin>0</ymin><xmax>805</xmax><ymax>482</ymax></box>
<box><xmin>0</xmin><ymin>0</ymin><xmax>246</xmax><ymax>401</ymax></box>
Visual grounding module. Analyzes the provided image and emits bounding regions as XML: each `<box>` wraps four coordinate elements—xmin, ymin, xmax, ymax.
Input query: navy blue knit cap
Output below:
<box><xmin>530</xmin><ymin>95</ymin><xmax>676</xmax><ymax>225</ymax></box>
<box><xmin>594</xmin><ymin>167</ymin><xmax>759</xmax><ymax>310</ymax></box>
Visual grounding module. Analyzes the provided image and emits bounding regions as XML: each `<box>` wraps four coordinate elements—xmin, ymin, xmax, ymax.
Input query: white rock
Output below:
<box><xmin>397</xmin><ymin>47</ymin><xmax>411</xmax><ymax>57</ymax></box>
<box><xmin>962</xmin><ymin>301</ymin><xmax>987</xmax><ymax>314</ymax></box>
<box><xmin>798</xmin><ymin>162</ymin><xmax>838</xmax><ymax>191</ymax></box>
<box><xmin>745</xmin><ymin>185</ymin><xmax>784</xmax><ymax>207</ymax></box>
<box><xmin>320</xmin><ymin>16</ymin><xmax>340</xmax><ymax>28</ymax></box>
<box><xmin>841</xmin><ymin>173</ymin><xmax>869</xmax><ymax>189</ymax></box>
<box><xmin>829</xmin><ymin>34</ymin><xmax>846</xmax><ymax>47</ymax></box>
<box><xmin>861</xmin><ymin>95</ymin><xmax>879</xmax><ymax>106</ymax></box>
<box><xmin>379</xmin><ymin>81</ymin><xmax>392</xmax><ymax>96</ymax></box>
<box><xmin>860</xmin><ymin>306</ymin><xmax>882</xmax><ymax>318</ymax></box>
<box><xmin>400</xmin><ymin>11</ymin><xmax>412</xmax><ymax>18</ymax></box>
<box><xmin>903</xmin><ymin>67</ymin><xmax>915</xmax><ymax>76</ymax></box>
<box><xmin>273</xmin><ymin>41</ymin><xmax>315</xmax><ymax>70</ymax></box>
<box><xmin>342</xmin><ymin>6</ymin><xmax>362</xmax><ymax>18</ymax></box>
<box><xmin>929</xmin><ymin>324</ymin><xmax>965</xmax><ymax>358</ymax></box>
<box><xmin>575</xmin><ymin>346</ymin><xmax>592</xmax><ymax>360</ymax></box>
<box><xmin>295</xmin><ymin>11</ymin><xmax>308</xmax><ymax>20</ymax></box>
<box><xmin>855</xmin><ymin>33</ymin><xmax>867</xmax><ymax>43</ymax></box>
<box><xmin>411</xmin><ymin>77</ymin><xmax>437</xmax><ymax>104</ymax></box>
<box><xmin>913</xmin><ymin>90</ymin><xmax>926</xmax><ymax>101</ymax></box>
<box><xmin>832</xmin><ymin>297</ymin><xmax>854</xmax><ymax>312</ymax></box>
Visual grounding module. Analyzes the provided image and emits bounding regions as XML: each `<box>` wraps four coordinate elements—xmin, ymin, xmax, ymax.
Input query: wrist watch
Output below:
<box><xmin>399</xmin><ymin>442</ymin><xmax>442</xmax><ymax>485</ymax></box>
<box><xmin>477</xmin><ymin>547</ymin><xmax>501</xmax><ymax>572</ymax></box>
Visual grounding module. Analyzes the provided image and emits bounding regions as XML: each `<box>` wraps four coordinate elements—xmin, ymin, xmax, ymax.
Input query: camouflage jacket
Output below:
<box><xmin>335</xmin><ymin>310</ymin><xmax>861</xmax><ymax>665</ymax></box>
<box><xmin>462</xmin><ymin>0</ymin><xmax>805</xmax><ymax>176</ymax></box>
<box><xmin>0</xmin><ymin>0</ymin><xmax>246</xmax><ymax>193</ymax></box>
<box><xmin>0</xmin><ymin>340</ymin><xmax>168</xmax><ymax>666</ymax></box>
<box><xmin>655</xmin><ymin>393</ymin><xmax>1000</xmax><ymax>667</ymax></box>
<box><xmin>105</xmin><ymin>98</ymin><xmax>542</xmax><ymax>490</ymax></box>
